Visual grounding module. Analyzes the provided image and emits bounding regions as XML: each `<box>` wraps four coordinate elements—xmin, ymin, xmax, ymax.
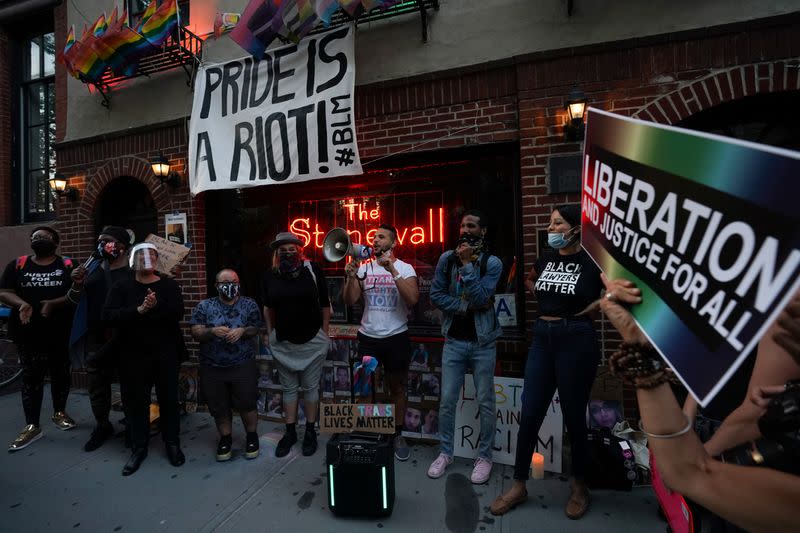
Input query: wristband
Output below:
<box><xmin>640</xmin><ymin>414</ymin><xmax>693</xmax><ymax>439</ymax></box>
<box><xmin>393</xmin><ymin>273</ymin><xmax>402</xmax><ymax>281</ymax></box>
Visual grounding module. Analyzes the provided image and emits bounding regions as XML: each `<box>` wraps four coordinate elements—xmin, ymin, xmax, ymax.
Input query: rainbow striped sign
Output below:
<box><xmin>581</xmin><ymin>109</ymin><xmax>800</xmax><ymax>406</ymax></box>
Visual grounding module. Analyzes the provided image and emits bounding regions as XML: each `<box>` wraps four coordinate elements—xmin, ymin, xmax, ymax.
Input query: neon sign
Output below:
<box><xmin>289</xmin><ymin>200</ymin><xmax>445</xmax><ymax>249</ymax></box>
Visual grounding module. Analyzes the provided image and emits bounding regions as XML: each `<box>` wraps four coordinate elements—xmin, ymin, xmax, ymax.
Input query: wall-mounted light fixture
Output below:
<box><xmin>564</xmin><ymin>86</ymin><xmax>587</xmax><ymax>141</ymax></box>
<box><xmin>47</xmin><ymin>174</ymin><xmax>79</xmax><ymax>201</ymax></box>
<box><xmin>151</xmin><ymin>153</ymin><xmax>181</xmax><ymax>189</ymax></box>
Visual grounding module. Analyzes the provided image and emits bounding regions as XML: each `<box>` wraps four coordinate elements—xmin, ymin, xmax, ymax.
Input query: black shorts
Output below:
<box><xmin>199</xmin><ymin>359</ymin><xmax>258</xmax><ymax>420</ymax></box>
<box><xmin>357</xmin><ymin>331</ymin><xmax>411</xmax><ymax>374</ymax></box>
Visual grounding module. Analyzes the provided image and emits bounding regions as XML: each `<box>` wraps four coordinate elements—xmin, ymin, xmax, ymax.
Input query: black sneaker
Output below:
<box><xmin>216</xmin><ymin>435</ymin><xmax>232</xmax><ymax>462</ymax></box>
<box><xmin>275</xmin><ymin>431</ymin><xmax>297</xmax><ymax>458</ymax></box>
<box><xmin>302</xmin><ymin>428</ymin><xmax>318</xmax><ymax>456</ymax></box>
<box><xmin>245</xmin><ymin>432</ymin><xmax>259</xmax><ymax>459</ymax></box>
<box><xmin>84</xmin><ymin>423</ymin><xmax>114</xmax><ymax>452</ymax></box>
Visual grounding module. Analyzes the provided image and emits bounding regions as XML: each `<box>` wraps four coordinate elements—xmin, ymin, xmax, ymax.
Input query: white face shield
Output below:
<box><xmin>129</xmin><ymin>243</ymin><xmax>159</xmax><ymax>271</ymax></box>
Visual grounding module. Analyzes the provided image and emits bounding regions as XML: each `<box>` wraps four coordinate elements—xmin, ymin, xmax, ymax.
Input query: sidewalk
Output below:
<box><xmin>0</xmin><ymin>387</ymin><xmax>663</xmax><ymax>533</ymax></box>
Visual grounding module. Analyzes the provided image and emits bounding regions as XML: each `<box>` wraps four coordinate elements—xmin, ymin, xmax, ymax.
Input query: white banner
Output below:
<box><xmin>189</xmin><ymin>25</ymin><xmax>362</xmax><ymax>195</ymax></box>
<box><xmin>454</xmin><ymin>375</ymin><xmax>563</xmax><ymax>473</ymax></box>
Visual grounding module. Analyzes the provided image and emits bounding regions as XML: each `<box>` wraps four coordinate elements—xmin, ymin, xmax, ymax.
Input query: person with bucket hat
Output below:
<box><xmin>262</xmin><ymin>232</ymin><xmax>330</xmax><ymax>457</ymax></box>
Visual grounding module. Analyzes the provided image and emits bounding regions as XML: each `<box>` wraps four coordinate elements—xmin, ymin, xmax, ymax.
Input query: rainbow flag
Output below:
<box><xmin>92</xmin><ymin>13</ymin><xmax>108</xmax><ymax>37</ymax></box>
<box><xmin>315</xmin><ymin>0</ymin><xmax>339</xmax><ymax>25</ymax></box>
<box><xmin>230</xmin><ymin>0</ymin><xmax>284</xmax><ymax>59</ymax></box>
<box><xmin>337</xmin><ymin>0</ymin><xmax>362</xmax><ymax>16</ymax></box>
<box><xmin>141</xmin><ymin>0</ymin><xmax>179</xmax><ymax>47</ymax></box>
<box><xmin>58</xmin><ymin>25</ymin><xmax>77</xmax><ymax>76</ymax></box>
<box><xmin>107</xmin><ymin>6</ymin><xmax>118</xmax><ymax>28</ymax></box>
<box><xmin>280</xmin><ymin>0</ymin><xmax>317</xmax><ymax>42</ymax></box>
<box><xmin>361</xmin><ymin>0</ymin><xmax>402</xmax><ymax>10</ymax></box>
<box><xmin>102</xmin><ymin>23</ymin><xmax>157</xmax><ymax>76</ymax></box>
<box><xmin>69</xmin><ymin>37</ymin><xmax>107</xmax><ymax>82</ymax></box>
<box><xmin>136</xmin><ymin>1</ymin><xmax>158</xmax><ymax>32</ymax></box>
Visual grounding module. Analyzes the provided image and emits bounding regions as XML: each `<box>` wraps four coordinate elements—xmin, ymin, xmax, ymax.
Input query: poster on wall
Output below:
<box><xmin>581</xmin><ymin>108</ymin><xmax>800</xmax><ymax>406</ymax></box>
<box><xmin>454</xmin><ymin>375</ymin><xmax>563</xmax><ymax>472</ymax></box>
<box><xmin>188</xmin><ymin>25</ymin><xmax>362</xmax><ymax>195</ymax></box>
<box><xmin>165</xmin><ymin>212</ymin><xmax>188</xmax><ymax>245</ymax></box>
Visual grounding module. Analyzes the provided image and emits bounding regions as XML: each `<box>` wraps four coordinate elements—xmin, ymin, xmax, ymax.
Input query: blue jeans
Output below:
<box><xmin>439</xmin><ymin>338</ymin><xmax>497</xmax><ymax>460</ymax></box>
<box><xmin>513</xmin><ymin>318</ymin><xmax>600</xmax><ymax>480</ymax></box>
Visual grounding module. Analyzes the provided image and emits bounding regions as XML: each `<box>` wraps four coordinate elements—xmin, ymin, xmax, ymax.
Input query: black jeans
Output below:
<box><xmin>85</xmin><ymin>333</ymin><xmax>119</xmax><ymax>425</ymax></box>
<box><xmin>18</xmin><ymin>344</ymin><xmax>71</xmax><ymax>426</ymax></box>
<box><xmin>513</xmin><ymin>318</ymin><xmax>601</xmax><ymax>480</ymax></box>
<box><xmin>121</xmin><ymin>353</ymin><xmax>179</xmax><ymax>450</ymax></box>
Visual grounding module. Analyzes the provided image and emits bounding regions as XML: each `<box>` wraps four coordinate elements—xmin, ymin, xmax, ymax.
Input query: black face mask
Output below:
<box><xmin>31</xmin><ymin>240</ymin><xmax>56</xmax><ymax>256</ymax></box>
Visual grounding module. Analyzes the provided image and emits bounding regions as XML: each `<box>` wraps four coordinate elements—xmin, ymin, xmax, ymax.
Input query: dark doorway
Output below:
<box><xmin>94</xmin><ymin>176</ymin><xmax>157</xmax><ymax>244</ymax></box>
<box><xmin>678</xmin><ymin>91</ymin><xmax>800</xmax><ymax>150</ymax></box>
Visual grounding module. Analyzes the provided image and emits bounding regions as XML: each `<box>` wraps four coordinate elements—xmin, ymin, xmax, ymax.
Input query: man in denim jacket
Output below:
<box><xmin>427</xmin><ymin>210</ymin><xmax>502</xmax><ymax>484</ymax></box>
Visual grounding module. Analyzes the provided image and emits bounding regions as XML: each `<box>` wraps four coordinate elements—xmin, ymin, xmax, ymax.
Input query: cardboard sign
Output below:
<box><xmin>189</xmin><ymin>26</ymin><xmax>362</xmax><ymax>195</ymax></box>
<box><xmin>581</xmin><ymin>108</ymin><xmax>800</xmax><ymax>406</ymax></box>
<box><xmin>454</xmin><ymin>375</ymin><xmax>563</xmax><ymax>472</ymax></box>
<box><xmin>320</xmin><ymin>403</ymin><xmax>395</xmax><ymax>434</ymax></box>
<box><xmin>144</xmin><ymin>234</ymin><xmax>191</xmax><ymax>277</ymax></box>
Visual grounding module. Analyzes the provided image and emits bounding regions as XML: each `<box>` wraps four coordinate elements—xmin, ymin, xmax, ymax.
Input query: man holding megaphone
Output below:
<box><xmin>342</xmin><ymin>224</ymin><xmax>419</xmax><ymax>461</ymax></box>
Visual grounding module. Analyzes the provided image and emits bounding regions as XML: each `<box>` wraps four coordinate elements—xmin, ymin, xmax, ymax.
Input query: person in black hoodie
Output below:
<box><xmin>103</xmin><ymin>243</ymin><xmax>185</xmax><ymax>476</ymax></box>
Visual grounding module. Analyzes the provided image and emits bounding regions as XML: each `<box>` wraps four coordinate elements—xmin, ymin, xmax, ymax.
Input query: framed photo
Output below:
<box><xmin>165</xmin><ymin>212</ymin><xmax>188</xmax><ymax>245</ymax></box>
<box><xmin>326</xmin><ymin>276</ymin><xmax>346</xmax><ymax>322</ymax></box>
<box><xmin>421</xmin><ymin>373</ymin><xmax>440</xmax><ymax>402</ymax></box>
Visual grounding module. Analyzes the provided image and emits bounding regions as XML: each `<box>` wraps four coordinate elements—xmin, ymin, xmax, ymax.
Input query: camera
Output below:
<box><xmin>720</xmin><ymin>381</ymin><xmax>800</xmax><ymax>475</ymax></box>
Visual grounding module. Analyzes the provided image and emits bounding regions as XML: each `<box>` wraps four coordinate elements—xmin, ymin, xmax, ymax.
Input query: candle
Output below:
<box><xmin>531</xmin><ymin>453</ymin><xmax>545</xmax><ymax>479</ymax></box>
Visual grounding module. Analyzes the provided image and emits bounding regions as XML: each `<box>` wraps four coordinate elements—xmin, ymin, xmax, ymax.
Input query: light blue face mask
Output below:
<box><xmin>548</xmin><ymin>229</ymin><xmax>577</xmax><ymax>249</ymax></box>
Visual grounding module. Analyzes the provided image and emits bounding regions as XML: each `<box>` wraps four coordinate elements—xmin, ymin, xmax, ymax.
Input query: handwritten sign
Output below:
<box><xmin>144</xmin><ymin>234</ymin><xmax>191</xmax><ymax>277</ymax></box>
<box><xmin>454</xmin><ymin>375</ymin><xmax>563</xmax><ymax>472</ymax></box>
<box><xmin>320</xmin><ymin>403</ymin><xmax>395</xmax><ymax>434</ymax></box>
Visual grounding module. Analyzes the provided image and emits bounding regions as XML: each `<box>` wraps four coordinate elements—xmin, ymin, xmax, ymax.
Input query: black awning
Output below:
<box><xmin>0</xmin><ymin>0</ymin><xmax>60</xmax><ymax>23</ymax></box>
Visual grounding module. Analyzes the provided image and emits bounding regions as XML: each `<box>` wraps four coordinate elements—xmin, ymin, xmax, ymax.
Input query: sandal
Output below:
<box><xmin>489</xmin><ymin>488</ymin><xmax>528</xmax><ymax>515</ymax></box>
<box><xmin>565</xmin><ymin>488</ymin><xmax>590</xmax><ymax>519</ymax></box>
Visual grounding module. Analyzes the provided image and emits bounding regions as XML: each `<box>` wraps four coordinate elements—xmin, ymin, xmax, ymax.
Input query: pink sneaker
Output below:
<box><xmin>427</xmin><ymin>453</ymin><xmax>453</xmax><ymax>479</ymax></box>
<box><xmin>471</xmin><ymin>457</ymin><xmax>493</xmax><ymax>484</ymax></box>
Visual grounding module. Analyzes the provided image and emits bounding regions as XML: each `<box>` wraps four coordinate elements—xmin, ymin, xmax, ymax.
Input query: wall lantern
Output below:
<box><xmin>151</xmin><ymin>153</ymin><xmax>181</xmax><ymax>188</ymax></box>
<box><xmin>47</xmin><ymin>174</ymin><xmax>79</xmax><ymax>201</ymax></box>
<box><xmin>564</xmin><ymin>86</ymin><xmax>587</xmax><ymax>141</ymax></box>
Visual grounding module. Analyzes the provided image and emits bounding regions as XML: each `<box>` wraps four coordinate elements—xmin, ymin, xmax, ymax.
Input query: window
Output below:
<box><xmin>21</xmin><ymin>32</ymin><xmax>56</xmax><ymax>220</ymax></box>
<box><xmin>205</xmin><ymin>144</ymin><xmax>525</xmax><ymax>336</ymax></box>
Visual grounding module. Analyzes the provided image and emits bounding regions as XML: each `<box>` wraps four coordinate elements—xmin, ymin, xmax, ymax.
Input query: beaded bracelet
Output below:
<box><xmin>608</xmin><ymin>342</ymin><xmax>678</xmax><ymax>389</ymax></box>
<box><xmin>640</xmin><ymin>413</ymin><xmax>693</xmax><ymax>439</ymax></box>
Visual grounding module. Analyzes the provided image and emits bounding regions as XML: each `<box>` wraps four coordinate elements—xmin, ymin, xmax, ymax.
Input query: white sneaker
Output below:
<box><xmin>470</xmin><ymin>457</ymin><xmax>493</xmax><ymax>484</ymax></box>
<box><xmin>427</xmin><ymin>453</ymin><xmax>453</xmax><ymax>478</ymax></box>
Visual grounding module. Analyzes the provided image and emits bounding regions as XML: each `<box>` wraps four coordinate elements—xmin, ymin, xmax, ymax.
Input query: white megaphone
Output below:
<box><xmin>323</xmin><ymin>228</ymin><xmax>374</xmax><ymax>262</ymax></box>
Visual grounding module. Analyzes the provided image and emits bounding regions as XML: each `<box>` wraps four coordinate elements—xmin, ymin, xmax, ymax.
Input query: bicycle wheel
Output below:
<box><xmin>0</xmin><ymin>337</ymin><xmax>22</xmax><ymax>388</ymax></box>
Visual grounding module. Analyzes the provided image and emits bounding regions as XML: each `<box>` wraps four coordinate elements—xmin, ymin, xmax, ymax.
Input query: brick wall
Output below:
<box><xmin>55</xmin><ymin>122</ymin><xmax>206</xmax><ymax>355</ymax></box>
<box><xmin>0</xmin><ymin>28</ymin><xmax>11</xmax><ymax>226</ymax></box>
<box><xmin>53</xmin><ymin>15</ymin><xmax>799</xmax><ymax>417</ymax></box>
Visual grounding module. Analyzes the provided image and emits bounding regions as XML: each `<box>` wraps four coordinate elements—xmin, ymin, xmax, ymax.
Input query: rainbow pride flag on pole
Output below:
<box><xmin>141</xmin><ymin>0</ymin><xmax>180</xmax><ymax>47</ymax></box>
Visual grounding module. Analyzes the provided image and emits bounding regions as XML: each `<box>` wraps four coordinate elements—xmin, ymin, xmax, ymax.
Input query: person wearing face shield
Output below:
<box><xmin>190</xmin><ymin>269</ymin><xmax>264</xmax><ymax>461</ymax></box>
<box><xmin>343</xmin><ymin>224</ymin><xmax>419</xmax><ymax>461</ymax></box>
<box><xmin>1</xmin><ymin>226</ymin><xmax>76</xmax><ymax>451</ymax></box>
<box><xmin>67</xmin><ymin>226</ymin><xmax>132</xmax><ymax>452</ymax></box>
<box><xmin>102</xmin><ymin>243</ymin><xmax>186</xmax><ymax>475</ymax></box>
<box><xmin>262</xmin><ymin>232</ymin><xmax>331</xmax><ymax>458</ymax></box>
<box><xmin>491</xmin><ymin>204</ymin><xmax>603</xmax><ymax>519</ymax></box>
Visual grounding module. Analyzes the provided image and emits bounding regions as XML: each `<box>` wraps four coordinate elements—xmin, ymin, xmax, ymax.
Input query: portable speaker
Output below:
<box><xmin>326</xmin><ymin>432</ymin><xmax>395</xmax><ymax>517</ymax></box>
